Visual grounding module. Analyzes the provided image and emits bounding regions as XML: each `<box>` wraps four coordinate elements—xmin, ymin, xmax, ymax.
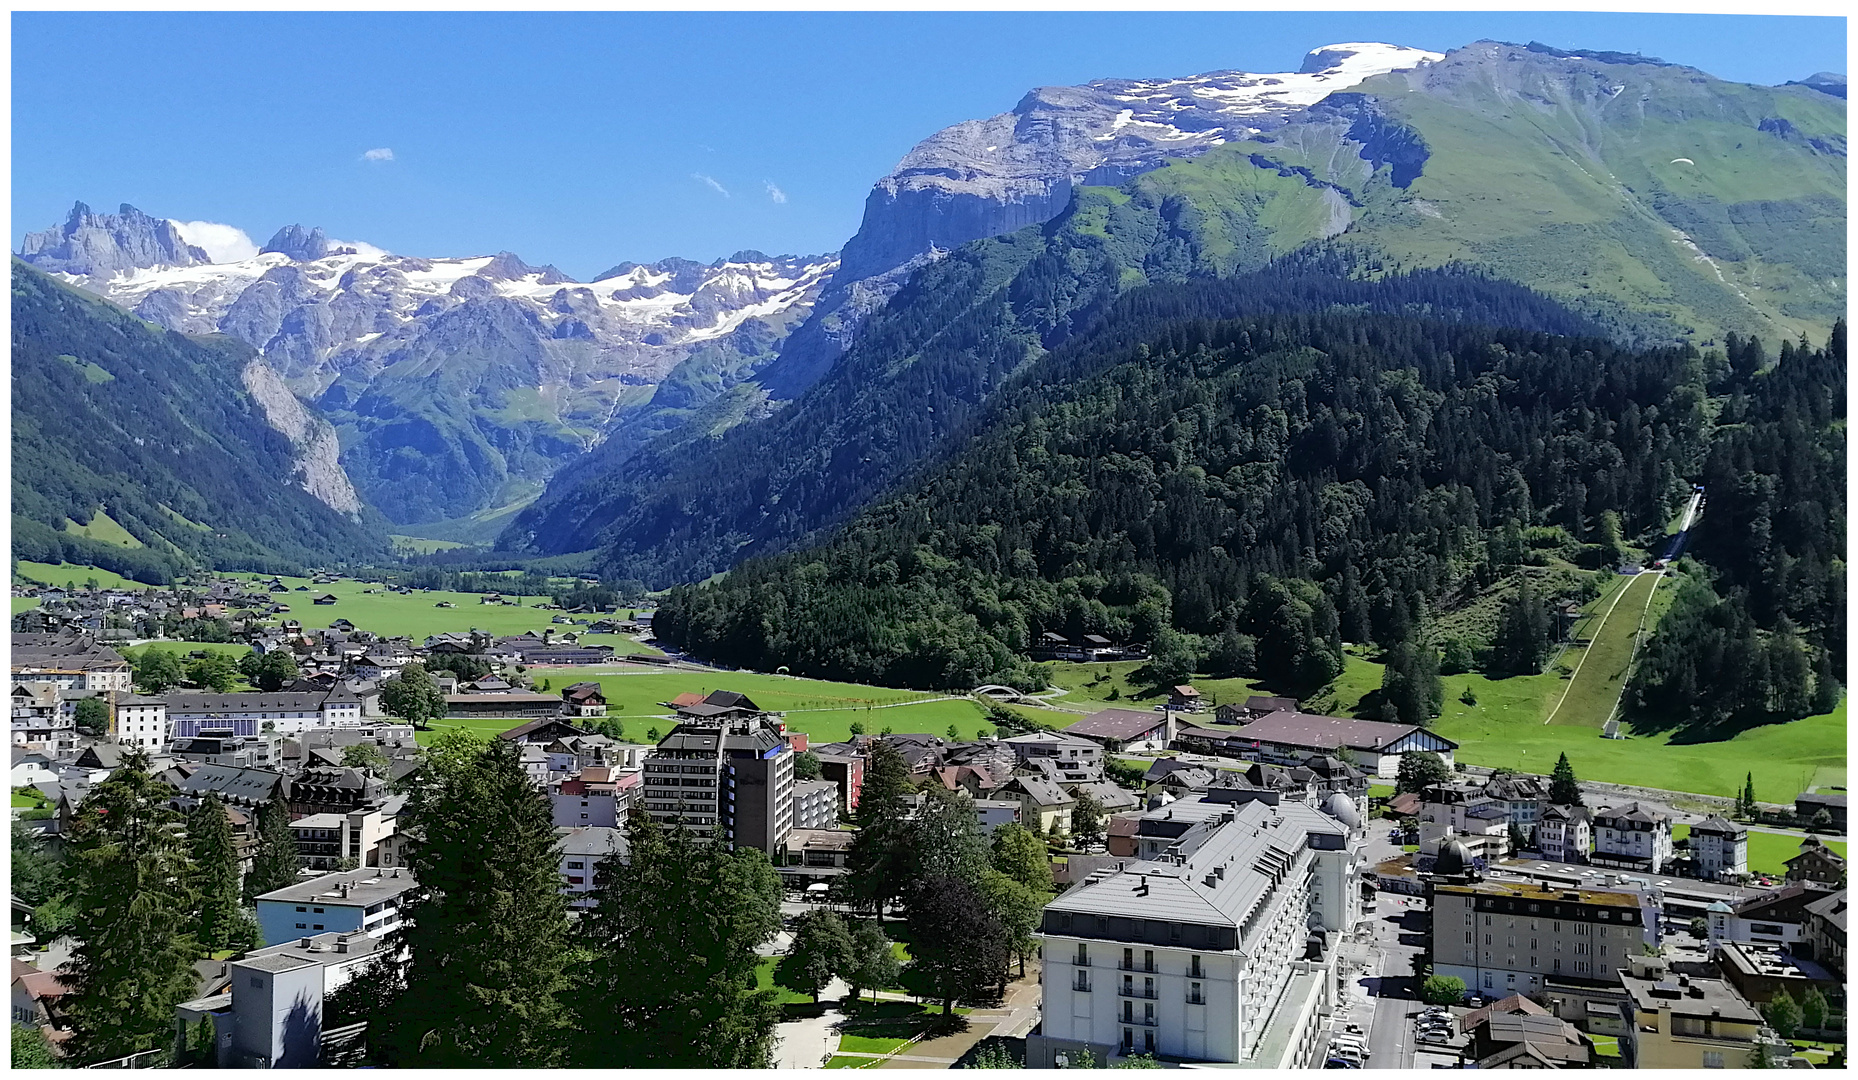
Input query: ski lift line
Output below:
<box><xmin>1586</xmin><ymin>568</ymin><xmax>1669</xmax><ymax>736</ymax></box>
<box><xmin>1542</xmin><ymin>568</ymin><xmax>1657</xmax><ymax>726</ymax></box>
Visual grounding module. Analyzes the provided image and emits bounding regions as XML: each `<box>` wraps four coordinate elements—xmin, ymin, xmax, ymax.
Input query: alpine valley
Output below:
<box><xmin>13</xmin><ymin>39</ymin><xmax>1846</xmax><ymax>592</ymax></box>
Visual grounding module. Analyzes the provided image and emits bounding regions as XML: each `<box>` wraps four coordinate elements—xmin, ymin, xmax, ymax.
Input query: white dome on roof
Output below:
<box><xmin>1323</xmin><ymin>792</ymin><xmax>1362</xmax><ymax>830</ymax></box>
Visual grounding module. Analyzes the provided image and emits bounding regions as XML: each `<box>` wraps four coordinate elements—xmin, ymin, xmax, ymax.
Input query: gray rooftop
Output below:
<box><xmin>255</xmin><ymin>866</ymin><xmax>418</xmax><ymax>907</ymax></box>
<box><xmin>1621</xmin><ymin>973</ymin><xmax>1761</xmax><ymax>1023</ymax></box>
<box><xmin>235</xmin><ymin>952</ymin><xmax>323</xmax><ymax>974</ymax></box>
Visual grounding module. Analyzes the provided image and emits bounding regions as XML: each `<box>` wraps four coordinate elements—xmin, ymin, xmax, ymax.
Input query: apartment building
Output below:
<box><xmin>641</xmin><ymin>714</ymin><xmax>795</xmax><ymax>854</ymax></box>
<box><xmin>1688</xmin><ymin>817</ymin><xmax>1749</xmax><ymax>881</ymax></box>
<box><xmin>1001</xmin><ymin>731</ymin><xmax>1104</xmax><ymax>783</ymax></box>
<box><xmin>254</xmin><ymin>866</ymin><xmax>419</xmax><ymax>948</ymax></box>
<box><xmin>166</xmin><ymin>686</ymin><xmax>364</xmax><ymax>740</ymax></box>
<box><xmin>11</xmin><ymin>632</ymin><xmax>133</xmax><ymax>692</ymax></box>
<box><xmin>1432</xmin><ymin>879</ymin><xmax>1654</xmax><ymax>996</ymax></box>
<box><xmin>1536</xmin><ymin>804</ymin><xmax>1592</xmax><ymax>864</ymax></box>
<box><xmin>1619</xmin><ymin>971</ymin><xmax>1765</xmax><ymax>1069</ymax></box>
<box><xmin>114</xmin><ymin>692</ymin><xmax>168</xmax><ymax>754</ymax></box>
<box><xmin>1591</xmin><ymin>803</ymin><xmax>1674</xmax><ymax>874</ymax></box>
<box><xmin>792</xmin><ymin>778</ymin><xmax>840</xmax><ymax>831</ymax></box>
<box><xmin>1028</xmin><ymin>795</ymin><xmax>1359</xmax><ymax>1068</ymax></box>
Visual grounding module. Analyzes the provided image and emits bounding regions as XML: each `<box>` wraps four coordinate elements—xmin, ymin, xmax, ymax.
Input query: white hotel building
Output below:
<box><xmin>1028</xmin><ymin>794</ymin><xmax>1362</xmax><ymax>1067</ymax></box>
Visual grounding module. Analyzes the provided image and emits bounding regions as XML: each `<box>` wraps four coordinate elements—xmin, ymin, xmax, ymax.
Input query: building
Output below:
<box><xmin>560</xmin><ymin>682</ymin><xmax>608</xmax><ymax>717</ymax></box>
<box><xmin>1001</xmin><ymin>731</ymin><xmax>1104</xmax><ymax>783</ymax></box>
<box><xmin>1536</xmin><ymin>805</ymin><xmax>1592</xmax><ymax>864</ymax></box>
<box><xmin>11</xmin><ymin>958</ymin><xmax>69</xmax><ymax>1047</ymax></box>
<box><xmin>1794</xmin><ymin>793</ymin><xmax>1847</xmax><ymax>833</ymax></box>
<box><xmin>1065</xmin><ymin>708</ymin><xmax>1174</xmax><ymax>752</ymax></box>
<box><xmin>177</xmin><ymin>764</ymin><xmax>287</xmax><ymax>809</ymax></box>
<box><xmin>1028</xmin><ymin>796</ymin><xmax>1358</xmax><ymax>1068</ymax></box>
<box><xmin>10</xmin><ymin>632</ymin><xmax>133</xmax><ymax>692</ymax></box>
<box><xmin>815</xmin><ymin>752</ymin><xmax>864</xmax><ymax>813</ymax></box>
<box><xmin>9</xmin><ymin>683</ymin><xmax>72</xmax><ymax>754</ymax></box>
<box><xmin>1619</xmin><ymin>971</ymin><xmax>1765</xmax><ymax>1070</ymax></box>
<box><xmin>1590</xmin><ymin>803</ymin><xmax>1674</xmax><ymax>874</ymax></box>
<box><xmin>289</xmin><ymin>813</ymin><xmax>349</xmax><ymax>871</ymax></box>
<box><xmin>1714</xmin><ymin>940</ymin><xmax>1842</xmax><ymax>1009</ymax></box>
<box><xmin>254</xmin><ymin>866</ymin><xmax>419</xmax><ymax>948</ymax></box>
<box><xmin>556</xmin><ymin>827</ymin><xmax>627</xmax><ymax>910</ymax></box>
<box><xmin>1801</xmin><ymin>889</ymin><xmax>1846</xmax><ymax>978</ymax></box>
<box><xmin>1481</xmin><ymin>774</ymin><xmax>1550</xmax><ymax>831</ymax></box>
<box><xmin>1176</xmin><ymin>709</ymin><xmax>1457</xmax><ymax>778</ymax></box>
<box><xmin>778</xmin><ymin>828</ymin><xmax>856</xmax><ymax>889</ymax></box>
<box><xmin>1688</xmin><ymin>817</ymin><xmax>1749</xmax><ymax>881</ymax></box>
<box><xmin>553</xmin><ymin>785</ymin><xmax>622</xmax><ymax>829</ymax></box>
<box><xmin>1168</xmin><ymin>686</ymin><xmax>1203</xmax><ymax>712</ymax></box>
<box><xmin>173</xmin><ymin>929</ymin><xmax>386</xmax><ymax>1069</ymax></box>
<box><xmin>1002</xmin><ymin>776</ymin><xmax>1076</xmax><ymax>835</ymax></box>
<box><xmin>443</xmin><ymin>692</ymin><xmax>563</xmax><ymax>720</ymax></box>
<box><xmin>1706</xmin><ymin>881</ymin><xmax>1840</xmax><ymax>951</ymax></box>
<box><xmin>113</xmin><ymin>693</ymin><xmax>168</xmax><ymax>754</ymax></box>
<box><xmin>1465</xmin><ymin>1011</ymin><xmax>1594</xmax><ymax>1069</ymax></box>
<box><xmin>166</xmin><ymin>687</ymin><xmax>363</xmax><ymax>740</ymax></box>
<box><xmin>1431</xmin><ymin>879</ymin><xmax>1654</xmax><ymax>996</ymax></box>
<box><xmin>1784</xmin><ymin>836</ymin><xmax>1847</xmax><ymax>885</ymax></box>
<box><xmin>641</xmin><ymin>714</ymin><xmax>795</xmax><ymax>855</ymax></box>
<box><xmin>288</xmin><ymin>767</ymin><xmax>385</xmax><ymax>817</ymax></box>
<box><xmin>792</xmin><ymin>778</ymin><xmax>840</xmax><ymax>831</ymax></box>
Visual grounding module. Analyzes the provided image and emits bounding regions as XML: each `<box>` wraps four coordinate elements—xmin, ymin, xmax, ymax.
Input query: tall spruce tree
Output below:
<box><xmin>243</xmin><ymin>797</ymin><xmax>298</xmax><ymax>902</ymax></box>
<box><xmin>843</xmin><ymin>740</ymin><xmax>914</xmax><ymax>915</ymax></box>
<box><xmin>1494</xmin><ymin>578</ymin><xmax>1552</xmax><ymax>676</ymax></box>
<box><xmin>371</xmin><ymin>732</ymin><xmax>574</xmax><ymax>1068</ymax></box>
<box><xmin>187</xmin><ymin>794</ymin><xmax>242</xmax><ymax>951</ymax></box>
<box><xmin>61</xmin><ymin>749</ymin><xmax>202</xmax><ymax>1065</ymax></box>
<box><xmin>1549</xmin><ymin>753</ymin><xmax>1584</xmax><ymax>806</ymax></box>
<box><xmin>578</xmin><ymin>806</ymin><xmax>783</xmax><ymax>1067</ymax></box>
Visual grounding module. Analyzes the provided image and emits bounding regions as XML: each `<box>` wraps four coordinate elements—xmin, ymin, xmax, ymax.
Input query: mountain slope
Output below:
<box><xmin>19</xmin><ymin>203</ymin><xmax>838</xmax><ymax>525</ymax></box>
<box><xmin>10</xmin><ymin>259</ymin><xmax>391</xmax><ymax>579</ymax></box>
<box><xmin>513</xmin><ymin>38</ymin><xmax>1843</xmax><ymax>582</ymax></box>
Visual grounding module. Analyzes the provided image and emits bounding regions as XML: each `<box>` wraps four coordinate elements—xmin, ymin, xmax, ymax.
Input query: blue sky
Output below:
<box><xmin>12</xmin><ymin>11</ymin><xmax>1846</xmax><ymax>280</ymax></box>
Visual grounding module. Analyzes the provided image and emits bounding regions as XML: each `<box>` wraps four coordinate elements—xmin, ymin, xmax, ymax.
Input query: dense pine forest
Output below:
<box><xmin>656</xmin><ymin>271</ymin><xmax>1845</xmax><ymax>740</ymax></box>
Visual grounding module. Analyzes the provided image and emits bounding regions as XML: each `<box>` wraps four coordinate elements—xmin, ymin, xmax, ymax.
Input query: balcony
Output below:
<box><xmin>1072</xmin><ymin>976</ymin><xmax>1091</xmax><ymax>992</ymax></box>
<box><xmin>1118</xmin><ymin>1010</ymin><xmax>1159</xmax><ymax>1027</ymax></box>
<box><xmin>1118</xmin><ymin>986</ymin><xmax>1158</xmax><ymax>1000</ymax></box>
<box><xmin>1118</xmin><ymin>961</ymin><xmax>1158</xmax><ymax>973</ymax></box>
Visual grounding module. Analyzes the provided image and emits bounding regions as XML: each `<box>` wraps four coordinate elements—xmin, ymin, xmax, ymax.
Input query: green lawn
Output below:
<box><xmin>1544</xmin><ymin>571</ymin><xmax>1662</xmax><ymax>728</ymax></box>
<box><xmin>222</xmin><ymin>573</ymin><xmax>598</xmax><ymax>640</ymax></box>
<box><xmin>13</xmin><ymin>789</ymin><xmax>51</xmax><ymax>808</ymax></box>
<box><xmin>1590</xmin><ymin>1035</ymin><xmax>1621</xmax><ymax>1059</ymax></box>
<box><xmin>836</xmin><ymin>999</ymin><xmax>959</xmax><ymax>1054</ymax></box>
<box><xmin>825</xmin><ymin>1055</ymin><xmax>877</xmax><ymax>1068</ymax></box>
<box><xmin>14</xmin><ymin>560</ymin><xmax>145</xmax><ymax>591</ymax></box>
<box><xmin>753</xmin><ymin>957</ymin><xmax>817</xmax><ymax>1006</ymax></box>
<box><xmin>1674</xmin><ymin>823</ymin><xmax>1848</xmax><ymax>877</ymax></box>
<box><xmin>12</xmin><ymin>597</ymin><xmax>40</xmax><ymax>614</ymax></box>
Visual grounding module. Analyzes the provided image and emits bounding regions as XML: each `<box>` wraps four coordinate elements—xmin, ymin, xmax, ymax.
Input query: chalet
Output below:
<box><xmin>1000</xmin><ymin>775</ymin><xmax>1075</xmax><ymax>835</ymax></box>
<box><xmin>1795</xmin><ymin>793</ymin><xmax>1848</xmax><ymax>833</ymax></box>
<box><xmin>1213</xmin><ymin>695</ymin><xmax>1299</xmax><ymax>725</ymax></box>
<box><xmin>481</xmin><ymin>593</ymin><xmax>504</xmax><ymax>605</ymax></box>
<box><xmin>495</xmin><ymin>717</ymin><xmax>588</xmax><ymax>745</ymax></box>
<box><xmin>1785</xmin><ymin>837</ymin><xmax>1848</xmax><ymax>885</ymax></box>
<box><xmin>561</xmin><ymin>682</ymin><xmax>608</xmax><ymax>718</ymax></box>
<box><xmin>312</xmin><ymin>594</ymin><xmax>339</xmax><ymax>606</ymax></box>
<box><xmin>1168</xmin><ymin>685</ymin><xmax>1204</xmax><ymax>712</ymax></box>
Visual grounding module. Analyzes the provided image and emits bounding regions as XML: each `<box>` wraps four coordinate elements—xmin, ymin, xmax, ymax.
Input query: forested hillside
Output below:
<box><xmin>653</xmin><ymin>276</ymin><xmax>1741</xmax><ymax>691</ymax></box>
<box><xmin>11</xmin><ymin>260</ymin><xmax>392</xmax><ymax>580</ymax></box>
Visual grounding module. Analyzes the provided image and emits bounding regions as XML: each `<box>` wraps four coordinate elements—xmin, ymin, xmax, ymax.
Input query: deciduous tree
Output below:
<box><xmin>1395</xmin><ymin>751</ymin><xmax>1450</xmax><ymax>796</ymax></box>
<box><xmin>778</xmin><ymin>910</ymin><xmax>852</xmax><ymax>1003</ymax></box>
<box><xmin>380</xmin><ymin>663</ymin><xmax>447</xmax><ymax>730</ymax></box>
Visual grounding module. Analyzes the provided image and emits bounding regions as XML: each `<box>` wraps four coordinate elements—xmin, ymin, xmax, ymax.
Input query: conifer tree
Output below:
<box><xmin>187</xmin><ymin>794</ymin><xmax>242</xmax><ymax>951</ymax></box>
<box><xmin>844</xmin><ymin>740</ymin><xmax>914</xmax><ymax>915</ymax></box>
<box><xmin>244</xmin><ymin>797</ymin><xmax>298</xmax><ymax>902</ymax></box>
<box><xmin>61</xmin><ymin>749</ymin><xmax>202</xmax><ymax>1064</ymax></box>
<box><xmin>1740</xmin><ymin>773</ymin><xmax>1759</xmax><ymax>819</ymax></box>
<box><xmin>578</xmin><ymin>806</ymin><xmax>783</xmax><ymax>1067</ymax></box>
<box><xmin>373</xmin><ymin>733</ymin><xmax>575</xmax><ymax>1068</ymax></box>
<box><xmin>1549</xmin><ymin>753</ymin><xmax>1583</xmax><ymax>807</ymax></box>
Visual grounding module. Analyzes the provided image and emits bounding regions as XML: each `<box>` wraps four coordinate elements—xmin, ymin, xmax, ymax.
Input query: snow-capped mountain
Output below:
<box><xmin>20</xmin><ymin>204</ymin><xmax>838</xmax><ymax>525</ymax></box>
<box><xmin>765</xmin><ymin>43</ymin><xmax>1441</xmax><ymax>393</ymax></box>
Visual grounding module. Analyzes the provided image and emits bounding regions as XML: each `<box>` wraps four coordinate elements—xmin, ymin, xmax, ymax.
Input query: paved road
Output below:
<box><xmin>1363</xmin><ymin>896</ymin><xmax>1427</xmax><ymax>1070</ymax></box>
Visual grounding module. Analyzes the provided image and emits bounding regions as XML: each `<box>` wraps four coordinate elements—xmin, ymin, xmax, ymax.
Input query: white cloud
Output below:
<box><xmin>693</xmin><ymin>173</ymin><xmax>729</xmax><ymax>198</ymax></box>
<box><xmin>168</xmin><ymin>220</ymin><xmax>259</xmax><ymax>264</ymax></box>
<box><xmin>764</xmin><ymin>181</ymin><xmax>787</xmax><ymax>204</ymax></box>
<box><xmin>362</xmin><ymin>147</ymin><xmax>395</xmax><ymax>162</ymax></box>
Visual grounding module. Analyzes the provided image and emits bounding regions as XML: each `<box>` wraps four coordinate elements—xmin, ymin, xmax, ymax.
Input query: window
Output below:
<box><xmin>1123</xmin><ymin>948</ymin><xmax>1134</xmax><ymax>970</ymax></box>
<box><xmin>1189</xmin><ymin>981</ymin><xmax>1203</xmax><ymax>1005</ymax></box>
<box><xmin>1143</xmin><ymin>1030</ymin><xmax>1155</xmax><ymax>1054</ymax></box>
<box><xmin>296</xmin><ymin>906</ymin><xmax>307</xmax><ymax>912</ymax></box>
<box><xmin>295</xmin><ymin>922</ymin><xmax>306</xmax><ymax>929</ymax></box>
<box><xmin>1145</xmin><ymin>949</ymin><xmax>1156</xmax><ymax>972</ymax></box>
<box><xmin>1076</xmin><ymin>944</ymin><xmax>1089</xmax><ymax>966</ymax></box>
<box><xmin>313</xmin><ymin>907</ymin><xmax>325</xmax><ymax>914</ymax></box>
<box><xmin>567</xmin><ymin>861</ymin><xmax>584</xmax><ymax>870</ymax></box>
<box><xmin>1466</xmin><ymin>932</ymin><xmax>1473</xmax><ymax>944</ymax></box>
<box><xmin>250</xmin><ymin>977</ymin><xmax>264</xmax><ymax>989</ymax></box>
<box><xmin>1702</xmin><ymin>1052</ymin><xmax>1725</xmax><ymax>1069</ymax></box>
<box><xmin>1190</xmin><ymin>955</ymin><xmax>1203</xmax><ymax>978</ymax></box>
<box><xmin>313</xmin><ymin>924</ymin><xmax>324</xmax><ymax>931</ymax></box>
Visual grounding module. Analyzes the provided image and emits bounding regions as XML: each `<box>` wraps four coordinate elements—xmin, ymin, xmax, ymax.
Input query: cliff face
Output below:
<box><xmin>239</xmin><ymin>357</ymin><xmax>365</xmax><ymax>518</ymax></box>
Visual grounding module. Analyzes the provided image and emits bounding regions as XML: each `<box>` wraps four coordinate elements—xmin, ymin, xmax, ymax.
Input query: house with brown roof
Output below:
<box><xmin>1466</xmin><ymin>1011</ymin><xmax>1593</xmax><ymax>1069</ymax></box>
<box><xmin>1065</xmin><ymin>708</ymin><xmax>1172</xmax><ymax>751</ymax></box>
<box><xmin>11</xmin><ymin>958</ymin><xmax>71</xmax><ymax>1052</ymax></box>
<box><xmin>1177</xmin><ymin>709</ymin><xmax>1457</xmax><ymax>778</ymax></box>
<box><xmin>1785</xmin><ymin>836</ymin><xmax>1848</xmax><ymax>885</ymax></box>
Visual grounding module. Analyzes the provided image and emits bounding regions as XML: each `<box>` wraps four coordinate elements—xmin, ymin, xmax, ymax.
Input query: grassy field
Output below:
<box><xmin>14</xmin><ymin>560</ymin><xmax>146</xmax><ymax>591</ymax></box>
<box><xmin>419</xmin><ymin>669</ymin><xmax>997</xmax><ymax>746</ymax></box>
<box><xmin>1545</xmin><ymin>571</ymin><xmax>1661</xmax><ymax>728</ymax></box>
<box><xmin>221</xmin><ymin>572</ymin><xmax>609</xmax><ymax>640</ymax></box>
<box><xmin>1320</xmin><ymin>646</ymin><xmax>1846</xmax><ymax>802</ymax></box>
<box><xmin>12</xmin><ymin>597</ymin><xmax>41</xmax><ymax>614</ymax></box>
<box><xmin>1673</xmin><ymin>823</ymin><xmax>1848</xmax><ymax>876</ymax></box>
<box><xmin>1045</xmin><ymin>660</ymin><xmax>1267</xmax><ymax>714</ymax></box>
<box><xmin>753</xmin><ymin>957</ymin><xmax>816</xmax><ymax>1006</ymax></box>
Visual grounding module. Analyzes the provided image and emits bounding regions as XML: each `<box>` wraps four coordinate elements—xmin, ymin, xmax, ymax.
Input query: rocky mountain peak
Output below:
<box><xmin>18</xmin><ymin>200</ymin><xmax>211</xmax><ymax>277</ymax></box>
<box><xmin>262</xmin><ymin>224</ymin><xmax>332</xmax><ymax>261</ymax></box>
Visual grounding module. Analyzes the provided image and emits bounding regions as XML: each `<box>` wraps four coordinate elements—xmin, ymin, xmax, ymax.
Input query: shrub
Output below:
<box><xmin>1420</xmin><ymin>975</ymin><xmax>1467</xmax><ymax>1005</ymax></box>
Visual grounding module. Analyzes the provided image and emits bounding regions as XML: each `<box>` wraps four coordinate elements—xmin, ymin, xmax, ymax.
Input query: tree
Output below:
<box><xmin>793</xmin><ymin>750</ymin><xmax>822</xmax><ymax>781</ymax></box>
<box><xmin>1113</xmin><ymin>1053</ymin><xmax>1162</xmax><ymax>1068</ymax></box>
<box><xmin>990</xmin><ymin>822</ymin><xmax>1053</xmax><ymax>894</ymax></box>
<box><xmin>1420</xmin><ymin>975</ymin><xmax>1467</xmax><ymax>1005</ymax></box>
<box><xmin>1143</xmin><ymin>628</ymin><xmax>1200</xmax><ymax>688</ymax></box>
<box><xmin>340</xmin><ymin>743</ymin><xmax>392</xmax><ymax>777</ymax></box>
<box><xmin>12</xmin><ymin>1023</ymin><xmax>58</xmax><ymax>1069</ymax></box>
<box><xmin>777</xmin><ymin>910</ymin><xmax>852</xmax><ymax>1003</ymax></box>
<box><xmin>131</xmin><ymin>649</ymin><xmax>184</xmax><ymax>694</ymax></box>
<box><xmin>239</xmin><ymin>649</ymin><xmax>299</xmax><ymax>692</ymax></box>
<box><xmin>1549</xmin><ymin>752</ymin><xmax>1583</xmax><ymax>807</ymax></box>
<box><xmin>187</xmin><ymin>795</ymin><xmax>242</xmax><ymax>952</ymax></box>
<box><xmin>1380</xmin><ymin>640</ymin><xmax>1442</xmax><ymax>727</ymax></box>
<box><xmin>11</xmin><ymin>819</ymin><xmax>63</xmax><ymax>909</ymax></box>
<box><xmin>1737</xmin><ymin>773</ymin><xmax>1758</xmax><ymax>819</ymax></box>
<box><xmin>911</xmin><ymin>786</ymin><xmax>989</xmax><ymax>884</ymax></box>
<box><xmin>904</xmin><ymin>874</ymin><xmax>1009</xmax><ymax>1014</ymax></box>
<box><xmin>1206</xmin><ymin>628</ymin><xmax>1256</xmax><ymax>677</ymax></box>
<box><xmin>243</xmin><ymin>797</ymin><xmax>298</xmax><ymax>902</ymax></box>
<box><xmin>843</xmin><ymin>740</ymin><xmax>915</xmax><ymax>916</ymax></box>
<box><xmin>185</xmin><ymin>652</ymin><xmax>240</xmax><ymax>692</ymax></box>
<box><xmin>380</xmin><ymin>663</ymin><xmax>447</xmax><ymax>730</ymax></box>
<box><xmin>1070</xmin><ymin>790</ymin><xmax>1105</xmax><ymax>850</ymax></box>
<box><xmin>841</xmin><ymin>918</ymin><xmax>902</xmax><ymax>1004</ymax></box>
<box><xmin>1440</xmin><ymin>637</ymin><xmax>1474</xmax><ymax>676</ymax></box>
<box><xmin>1493</xmin><ymin>579</ymin><xmax>1551</xmax><ymax>676</ymax></box>
<box><xmin>423</xmin><ymin>651</ymin><xmax>492</xmax><ymax>683</ymax></box>
<box><xmin>60</xmin><ymin>749</ymin><xmax>202</xmax><ymax>1065</ymax></box>
<box><xmin>1395</xmin><ymin>751</ymin><xmax>1450</xmax><ymax>796</ymax></box>
<box><xmin>372</xmin><ymin>734</ymin><xmax>575</xmax><ymax>1068</ymax></box>
<box><xmin>578</xmin><ymin>806</ymin><xmax>783</xmax><ymax>1067</ymax></box>
<box><xmin>72</xmin><ymin>696</ymin><xmax>109</xmax><ymax>735</ymax></box>
<box><xmin>1800</xmin><ymin>986</ymin><xmax>1828</xmax><ymax>1033</ymax></box>
<box><xmin>978</xmin><ymin>868</ymin><xmax>1042</xmax><ymax>978</ymax></box>
<box><xmin>947</xmin><ymin>724</ymin><xmax>962</xmax><ymax>741</ymax></box>
<box><xmin>849</xmin><ymin>720</ymin><xmax>866</xmax><ymax>736</ymax></box>
<box><xmin>969</xmin><ymin>1040</ymin><xmax>1021</xmax><ymax>1068</ymax></box>
<box><xmin>1761</xmin><ymin>988</ymin><xmax>1803</xmax><ymax>1040</ymax></box>
<box><xmin>1809</xmin><ymin>648</ymin><xmax>1842</xmax><ymax>715</ymax></box>
<box><xmin>1508</xmin><ymin>821</ymin><xmax>1529</xmax><ymax>854</ymax></box>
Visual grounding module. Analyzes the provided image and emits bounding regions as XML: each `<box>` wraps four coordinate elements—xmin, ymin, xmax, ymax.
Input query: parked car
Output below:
<box><xmin>1417</xmin><ymin>1031</ymin><xmax>1453</xmax><ymax>1045</ymax></box>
